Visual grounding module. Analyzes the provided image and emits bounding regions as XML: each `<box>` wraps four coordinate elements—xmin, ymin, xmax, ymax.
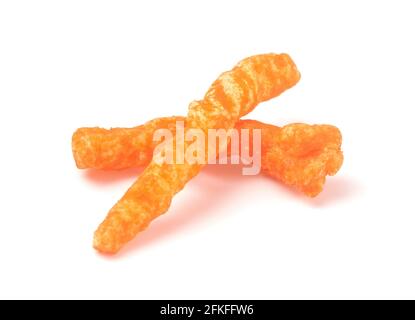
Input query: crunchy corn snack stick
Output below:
<box><xmin>72</xmin><ymin>117</ymin><xmax>184</xmax><ymax>170</ymax></box>
<box><xmin>93</xmin><ymin>54</ymin><xmax>301</xmax><ymax>253</ymax></box>
<box><xmin>73</xmin><ymin>118</ymin><xmax>343</xmax><ymax>197</ymax></box>
<box><xmin>235</xmin><ymin>120</ymin><xmax>343</xmax><ymax>197</ymax></box>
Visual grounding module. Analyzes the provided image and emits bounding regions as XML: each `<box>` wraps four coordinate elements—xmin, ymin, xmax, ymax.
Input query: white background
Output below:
<box><xmin>1</xmin><ymin>1</ymin><xmax>414</xmax><ymax>299</ymax></box>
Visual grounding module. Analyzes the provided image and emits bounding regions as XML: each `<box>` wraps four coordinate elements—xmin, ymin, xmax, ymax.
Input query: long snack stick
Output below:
<box><xmin>73</xmin><ymin>118</ymin><xmax>343</xmax><ymax>196</ymax></box>
<box><xmin>93</xmin><ymin>54</ymin><xmax>301</xmax><ymax>253</ymax></box>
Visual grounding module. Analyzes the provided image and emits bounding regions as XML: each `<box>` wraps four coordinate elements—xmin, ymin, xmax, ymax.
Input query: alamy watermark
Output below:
<box><xmin>152</xmin><ymin>121</ymin><xmax>261</xmax><ymax>175</ymax></box>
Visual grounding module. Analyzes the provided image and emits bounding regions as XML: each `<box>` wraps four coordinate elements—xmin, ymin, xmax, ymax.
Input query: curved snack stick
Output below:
<box><xmin>73</xmin><ymin>119</ymin><xmax>342</xmax><ymax>197</ymax></box>
<box><xmin>235</xmin><ymin>120</ymin><xmax>343</xmax><ymax>197</ymax></box>
<box><xmin>93</xmin><ymin>54</ymin><xmax>301</xmax><ymax>253</ymax></box>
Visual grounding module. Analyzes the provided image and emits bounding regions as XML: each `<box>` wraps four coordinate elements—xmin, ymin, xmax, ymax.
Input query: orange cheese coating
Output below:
<box><xmin>73</xmin><ymin>118</ymin><xmax>342</xmax><ymax>197</ymax></box>
<box><xmin>93</xmin><ymin>54</ymin><xmax>301</xmax><ymax>253</ymax></box>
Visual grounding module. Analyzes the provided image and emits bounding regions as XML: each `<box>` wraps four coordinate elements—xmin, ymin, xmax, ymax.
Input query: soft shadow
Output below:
<box><xmin>114</xmin><ymin>163</ymin><xmax>251</xmax><ymax>258</ymax></box>
<box><xmin>252</xmin><ymin>173</ymin><xmax>361</xmax><ymax>206</ymax></box>
<box><xmin>82</xmin><ymin>167</ymin><xmax>144</xmax><ymax>185</ymax></box>
<box><xmin>306</xmin><ymin>176</ymin><xmax>362</xmax><ymax>207</ymax></box>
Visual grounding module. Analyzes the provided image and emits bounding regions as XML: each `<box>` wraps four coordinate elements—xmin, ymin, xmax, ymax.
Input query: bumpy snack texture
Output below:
<box><xmin>236</xmin><ymin>120</ymin><xmax>343</xmax><ymax>197</ymax></box>
<box><xmin>93</xmin><ymin>54</ymin><xmax>301</xmax><ymax>253</ymax></box>
<box><xmin>73</xmin><ymin>119</ymin><xmax>343</xmax><ymax>197</ymax></box>
<box><xmin>72</xmin><ymin>117</ymin><xmax>184</xmax><ymax>170</ymax></box>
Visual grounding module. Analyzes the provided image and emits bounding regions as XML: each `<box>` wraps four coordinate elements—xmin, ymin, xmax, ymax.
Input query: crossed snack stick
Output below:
<box><xmin>72</xmin><ymin>54</ymin><xmax>343</xmax><ymax>254</ymax></box>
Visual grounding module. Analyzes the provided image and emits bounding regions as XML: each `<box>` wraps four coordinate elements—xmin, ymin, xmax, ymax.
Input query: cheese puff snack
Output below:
<box><xmin>73</xmin><ymin>119</ymin><xmax>342</xmax><ymax>197</ymax></box>
<box><xmin>93</xmin><ymin>54</ymin><xmax>300</xmax><ymax>253</ymax></box>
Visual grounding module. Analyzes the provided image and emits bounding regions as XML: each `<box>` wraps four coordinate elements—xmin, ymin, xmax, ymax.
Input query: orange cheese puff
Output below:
<box><xmin>72</xmin><ymin>117</ymin><xmax>185</xmax><ymax>170</ymax></box>
<box><xmin>93</xmin><ymin>53</ymin><xmax>301</xmax><ymax>253</ymax></box>
<box><xmin>73</xmin><ymin>119</ymin><xmax>343</xmax><ymax>197</ymax></box>
<box><xmin>235</xmin><ymin>120</ymin><xmax>343</xmax><ymax>197</ymax></box>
